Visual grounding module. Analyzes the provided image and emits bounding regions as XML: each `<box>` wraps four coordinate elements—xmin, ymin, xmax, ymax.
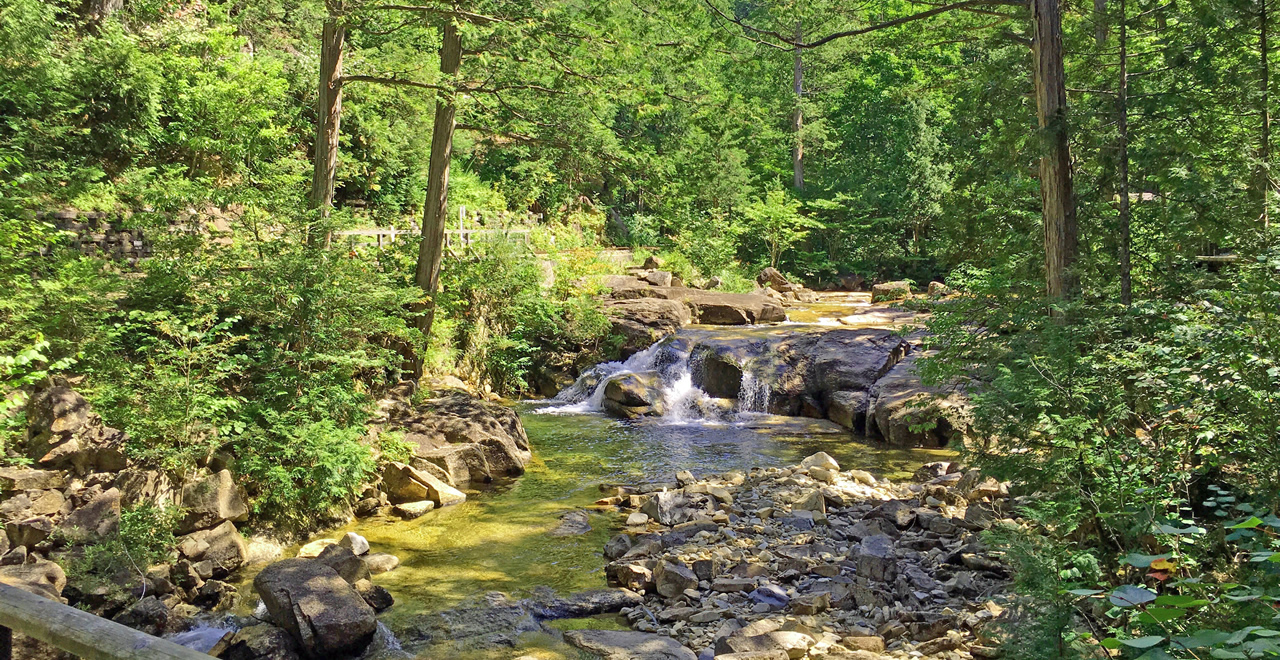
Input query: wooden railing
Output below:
<box><xmin>0</xmin><ymin>583</ymin><xmax>210</xmax><ymax>660</ymax></box>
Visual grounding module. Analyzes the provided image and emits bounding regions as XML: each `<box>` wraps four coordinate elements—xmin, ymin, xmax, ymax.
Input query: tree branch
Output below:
<box><xmin>704</xmin><ymin>0</ymin><xmax>1027</xmax><ymax>48</ymax></box>
<box><xmin>339</xmin><ymin>75</ymin><xmax>449</xmax><ymax>91</ymax></box>
<box><xmin>369</xmin><ymin>4</ymin><xmax>500</xmax><ymax>24</ymax></box>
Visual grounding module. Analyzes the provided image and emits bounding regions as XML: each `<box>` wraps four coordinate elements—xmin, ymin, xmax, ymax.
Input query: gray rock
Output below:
<box><xmin>655</xmin><ymin>560</ymin><xmax>699</xmax><ymax>598</ymax></box>
<box><xmin>58</xmin><ymin>487</ymin><xmax>122</xmax><ymax>543</ymax></box>
<box><xmin>224</xmin><ymin>624</ymin><xmax>301</xmax><ymax>660</ymax></box>
<box><xmin>749</xmin><ymin>584</ymin><xmax>790</xmax><ymax>610</ymax></box>
<box><xmin>549</xmin><ymin>510</ymin><xmax>592</xmax><ymax>536</ymax></box>
<box><xmin>253</xmin><ymin>558</ymin><xmax>377</xmax><ymax>658</ymax></box>
<box><xmin>0</xmin><ymin>468</ymin><xmax>66</xmax><ymax>491</ymax></box>
<box><xmin>6</xmin><ymin>516</ymin><xmax>53</xmax><ymax>547</ymax></box>
<box><xmin>177</xmin><ymin>470</ymin><xmax>248</xmax><ymax>534</ymax></box>
<box><xmin>563</xmin><ymin>629</ymin><xmax>696</xmax><ymax>660</ymax></box>
<box><xmin>856</xmin><ymin>535</ymin><xmax>897</xmax><ymax>582</ymax></box>
<box><xmin>871</xmin><ymin>281</ymin><xmax>911</xmax><ymax>302</ymax></box>
<box><xmin>338</xmin><ymin>532</ymin><xmax>370</xmax><ymax>556</ymax></box>
<box><xmin>176</xmin><ymin>520</ymin><xmax>248</xmax><ymax>573</ymax></box>
<box><xmin>316</xmin><ymin>544</ymin><xmax>371</xmax><ymax>585</ymax></box>
<box><xmin>363</xmin><ymin>552</ymin><xmax>400</xmax><ymax>575</ymax></box>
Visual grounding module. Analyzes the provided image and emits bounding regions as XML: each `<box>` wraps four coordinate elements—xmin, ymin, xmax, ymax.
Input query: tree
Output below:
<box><xmin>704</xmin><ymin>0</ymin><xmax>1081</xmax><ymax>301</ymax></box>
<box><xmin>742</xmin><ymin>188</ymin><xmax>813</xmax><ymax>267</ymax></box>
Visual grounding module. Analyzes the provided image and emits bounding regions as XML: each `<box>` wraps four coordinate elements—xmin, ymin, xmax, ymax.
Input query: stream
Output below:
<box><xmin>243</xmin><ymin>294</ymin><xmax>949</xmax><ymax>658</ymax></box>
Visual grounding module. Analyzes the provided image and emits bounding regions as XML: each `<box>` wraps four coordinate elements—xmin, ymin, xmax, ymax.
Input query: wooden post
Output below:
<box><xmin>0</xmin><ymin>583</ymin><xmax>209</xmax><ymax>660</ymax></box>
<box><xmin>0</xmin><ymin>625</ymin><xmax>11</xmax><ymax>660</ymax></box>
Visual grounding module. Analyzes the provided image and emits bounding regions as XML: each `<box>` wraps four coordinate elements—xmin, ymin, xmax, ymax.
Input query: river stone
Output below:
<box><xmin>655</xmin><ymin>560</ymin><xmax>699</xmax><ymax>597</ymax></box>
<box><xmin>390</xmin><ymin>393</ymin><xmax>532</xmax><ymax>483</ymax></box>
<box><xmin>865</xmin><ymin>500</ymin><xmax>916</xmax><ymax>529</ymax></box>
<box><xmin>254</xmin><ymin>558</ymin><xmax>377</xmax><ymax>658</ymax></box>
<box><xmin>338</xmin><ymin>532</ymin><xmax>370</xmax><ymax>556</ymax></box>
<box><xmin>749</xmin><ymin>584</ymin><xmax>790</xmax><ymax>610</ymax></box>
<box><xmin>381</xmin><ymin>462</ymin><xmax>466</xmax><ymax>508</ymax></box>
<box><xmin>363</xmin><ymin>552</ymin><xmax>400</xmax><ymax>575</ymax></box>
<box><xmin>605</xmin><ymin>372</ymin><xmax>662</xmax><ymax>408</ymax></box>
<box><xmin>856</xmin><ymin>535</ymin><xmax>897</xmax><ymax>582</ymax></box>
<box><xmin>870</xmin><ymin>281</ymin><xmax>911</xmax><ymax>302</ymax></box>
<box><xmin>316</xmin><ymin>544</ymin><xmax>371</xmax><ymax>585</ymax></box>
<box><xmin>224</xmin><ymin>624</ymin><xmax>302</xmax><ymax>660</ymax></box>
<box><xmin>641</xmin><ymin>491</ymin><xmax>691</xmax><ymax>526</ymax></box>
<box><xmin>549</xmin><ymin>509</ymin><xmax>592</xmax><ymax>536</ymax></box>
<box><xmin>393</xmin><ymin>500</ymin><xmax>436</xmax><ymax>519</ymax></box>
<box><xmin>604</xmin><ymin>534</ymin><xmax>633</xmax><ymax>560</ymax></box>
<box><xmin>112</xmin><ymin>596</ymin><xmax>181</xmax><ymax>636</ymax></box>
<box><xmin>178</xmin><ymin>469</ymin><xmax>249</xmax><ymax>534</ymax></box>
<box><xmin>564</xmin><ymin>630</ymin><xmax>696</xmax><ymax>660</ymax></box>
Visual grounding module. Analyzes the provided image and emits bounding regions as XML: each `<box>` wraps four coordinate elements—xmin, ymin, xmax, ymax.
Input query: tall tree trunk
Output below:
<box><xmin>413</xmin><ymin>20</ymin><xmax>463</xmax><ymax>364</ymax></box>
<box><xmin>309</xmin><ymin>9</ymin><xmax>346</xmax><ymax>244</ymax></box>
<box><xmin>1262</xmin><ymin>0</ymin><xmax>1273</xmax><ymax>229</ymax></box>
<box><xmin>792</xmin><ymin>21</ymin><xmax>805</xmax><ymax>191</ymax></box>
<box><xmin>1118</xmin><ymin>0</ymin><xmax>1132</xmax><ymax>305</ymax></box>
<box><xmin>1094</xmin><ymin>0</ymin><xmax>1108</xmax><ymax>45</ymax></box>
<box><xmin>1031</xmin><ymin>0</ymin><xmax>1079</xmax><ymax>302</ymax></box>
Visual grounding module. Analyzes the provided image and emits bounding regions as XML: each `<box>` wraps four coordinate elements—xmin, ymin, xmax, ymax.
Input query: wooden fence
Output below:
<box><xmin>0</xmin><ymin>582</ymin><xmax>211</xmax><ymax>660</ymax></box>
<box><xmin>331</xmin><ymin>205</ymin><xmax>540</xmax><ymax>255</ymax></box>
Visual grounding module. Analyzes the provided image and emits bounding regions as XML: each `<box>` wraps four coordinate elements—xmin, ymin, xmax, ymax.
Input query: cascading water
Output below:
<box><xmin>540</xmin><ymin>331</ymin><xmax>763</xmax><ymax>423</ymax></box>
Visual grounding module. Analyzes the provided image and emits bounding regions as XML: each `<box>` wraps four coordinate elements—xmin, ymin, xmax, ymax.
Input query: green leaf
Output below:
<box><xmin>1209</xmin><ymin>649</ymin><xmax>1247</xmax><ymax>659</ymax></box>
<box><xmin>1067</xmin><ymin>589</ymin><xmax>1105</xmax><ymax>596</ymax></box>
<box><xmin>1122</xmin><ymin>553</ymin><xmax>1172</xmax><ymax>568</ymax></box>
<box><xmin>1137</xmin><ymin>608</ymin><xmax>1189</xmax><ymax>623</ymax></box>
<box><xmin>1173</xmin><ymin>630</ymin><xmax>1232</xmax><ymax>649</ymax></box>
<box><xmin>1230</xmin><ymin>517</ymin><xmax>1264</xmax><ymax>529</ymax></box>
<box><xmin>1111</xmin><ymin>585</ymin><xmax>1159</xmax><ymax>607</ymax></box>
<box><xmin>1101</xmin><ymin>638</ymin><xmax>1124</xmax><ymax>650</ymax></box>
<box><xmin>1121</xmin><ymin>636</ymin><xmax>1167</xmax><ymax>649</ymax></box>
<box><xmin>1155</xmin><ymin>595</ymin><xmax>1210</xmax><ymax>608</ymax></box>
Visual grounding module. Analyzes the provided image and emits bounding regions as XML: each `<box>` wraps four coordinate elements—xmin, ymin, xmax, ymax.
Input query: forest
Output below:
<box><xmin>1</xmin><ymin>0</ymin><xmax>1279</xmax><ymax>659</ymax></box>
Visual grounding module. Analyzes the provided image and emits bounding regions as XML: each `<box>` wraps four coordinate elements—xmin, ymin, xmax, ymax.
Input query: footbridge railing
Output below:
<box><xmin>0</xmin><ymin>582</ymin><xmax>209</xmax><ymax>660</ymax></box>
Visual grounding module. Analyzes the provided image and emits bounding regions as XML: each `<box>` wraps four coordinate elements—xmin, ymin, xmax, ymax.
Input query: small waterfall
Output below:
<box><xmin>738</xmin><ymin>371</ymin><xmax>771</xmax><ymax>413</ymax></box>
<box><xmin>540</xmin><ymin>332</ymin><xmax>761</xmax><ymax>424</ymax></box>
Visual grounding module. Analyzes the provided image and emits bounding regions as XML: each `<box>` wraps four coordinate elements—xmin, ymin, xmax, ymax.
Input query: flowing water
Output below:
<box><xmin>242</xmin><ymin>294</ymin><xmax>947</xmax><ymax>658</ymax></box>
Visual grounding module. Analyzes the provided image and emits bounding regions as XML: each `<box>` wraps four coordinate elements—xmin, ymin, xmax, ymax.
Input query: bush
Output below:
<box><xmin>65</xmin><ymin>503</ymin><xmax>180</xmax><ymax>607</ymax></box>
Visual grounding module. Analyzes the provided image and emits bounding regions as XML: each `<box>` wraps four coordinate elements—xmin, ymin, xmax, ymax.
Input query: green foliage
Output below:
<box><xmin>740</xmin><ymin>189</ymin><xmax>816</xmax><ymax>269</ymax></box>
<box><xmin>66</xmin><ymin>503</ymin><xmax>179</xmax><ymax>607</ymax></box>
<box><xmin>436</xmin><ymin>240</ymin><xmax>612</xmax><ymax>395</ymax></box>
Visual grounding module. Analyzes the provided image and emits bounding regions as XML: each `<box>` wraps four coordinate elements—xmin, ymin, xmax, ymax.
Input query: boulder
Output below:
<box><xmin>393</xmin><ymin>500</ymin><xmax>435</xmax><ymax>520</ymax></box>
<box><xmin>381</xmin><ymin>462</ymin><xmax>466</xmax><ymax>508</ymax></box>
<box><xmin>177</xmin><ymin>470</ymin><xmax>249</xmax><ymax>534</ymax></box>
<box><xmin>386</xmin><ymin>394</ymin><xmax>531</xmax><ymax>484</ymax></box>
<box><xmin>353</xmin><ymin>579</ymin><xmax>394</xmax><ymax>612</ymax></box>
<box><xmin>644</xmin><ymin>270</ymin><xmax>675</xmax><ymax>287</ymax></box>
<box><xmin>696</xmin><ymin>354</ymin><xmax>743</xmax><ymax>399</ymax></box>
<box><xmin>0</xmin><ymin>558</ymin><xmax>67</xmax><ymax>602</ymax></box>
<box><xmin>606</xmin><ymin>298</ymin><xmax>692</xmax><ymax>356</ymax></box>
<box><xmin>363</xmin><ymin>552</ymin><xmax>400</xmax><ymax>575</ymax></box>
<box><xmin>111</xmin><ymin>596</ymin><xmax>182</xmax><ymax>636</ymax></box>
<box><xmin>866</xmin><ymin>353</ymin><xmax>968</xmax><ymax>448</ymax></box>
<box><xmin>338</xmin><ymin>532</ymin><xmax>370</xmax><ymax>556</ymax></box>
<box><xmin>0</xmin><ymin>468</ymin><xmax>66</xmax><ymax>492</ymax></box>
<box><xmin>870</xmin><ymin>281</ymin><xmax>911</xmax><ymax>302</ymax></box>
<box><xmin>800</xmin><ymin>452</ymin><xmax>839</xmax><ymax>471</ymax></box>
<box><xmin>253</xmin><ymin>559</ymin><xmax>378</xmax><ymax>659</ymax></box>
<box><xmin>655</xmin><ymin>560</ymin><xmax>699</xmax><ymax>598</ymax></box>
<box><xmin>810</xmin><ymin>329</ymin><xmax>910</xmax><ymax>394</ymax></box>
<box><xmin>315</xmin><ymin>544</ymin><xmax>371</xmax><ymax>585</ymax></box>
<box><xmin>7</xmin><ymin>517</ymin><xmax>53</xmax><ymax>547</ymax></box>
<box><xmin>563</xmin><ymin>630</ymin><xmax>697</xmax><ymax>660</ymax></box>
<box><xmin>25</xmin><ymin>387</ymin><xmax>126</xmax><ymax>473</ymax></box>
<box><xmin>757</xmin><ymin>267</ymin><xmax>790</xmax><ymax>289</ymax></box>
<box><xmin>224</xmin><ymin>624</ymin><xmax>302</xmax><ymax>660</ymax></box>
<box><xmin>176</xmin><ymin>520</ymin><xmax>248</xmax><ymax>572</ymax></box>
<box><xmin>855</xmin><ymin>535</ymin><xmax>898</xmax><ymax>582</ymax></box>
<box><xmin>826</xmin><ymin>391</ymin><xmax>869</xmax><ymax>432</ymax></box>
<box><xmin>927</xmin><ymin>281</ymin><xmax>952</xmax><ymax>297</ymax></box>
<box><xmin>58</xmin><ymin>487</ymin><xmax>122</xmax><ymax>543</ymax></box>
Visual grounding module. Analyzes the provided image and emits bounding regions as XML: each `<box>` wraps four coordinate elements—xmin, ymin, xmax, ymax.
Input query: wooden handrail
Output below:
<box><xmin>0</xmin><ymin>583</ymin><xmax>211</xmax><ymax>660</ymax></box>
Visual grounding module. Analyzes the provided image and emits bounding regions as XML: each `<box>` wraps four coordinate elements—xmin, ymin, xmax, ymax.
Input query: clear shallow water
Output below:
<box><xmin>246</xmin><ymin>296</ymin><xmax>949</xmax><ymax>657</ymax></box>
<box><xmin>305</xmin><ymin>408</ymin><xmax>948</xmax><ymax>632</ymax></box>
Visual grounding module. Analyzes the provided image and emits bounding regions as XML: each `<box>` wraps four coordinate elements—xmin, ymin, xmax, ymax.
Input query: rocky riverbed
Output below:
<box><xmin>581</xmin><ymin>452</ymin><xmax>1014</xmax><ymax>660</ymax></box>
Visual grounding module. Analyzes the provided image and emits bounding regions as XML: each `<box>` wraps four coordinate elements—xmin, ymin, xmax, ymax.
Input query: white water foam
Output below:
<box><xmin>538</xmin><ymin>332</ymin><xmax>765</xmax><ymax>426</ymax></box>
